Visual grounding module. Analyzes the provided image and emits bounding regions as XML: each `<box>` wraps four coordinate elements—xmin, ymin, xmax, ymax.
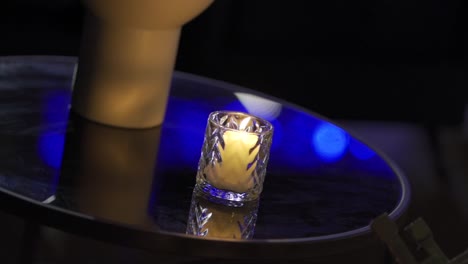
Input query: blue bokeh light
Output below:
<box><xmin>311</xmin><ymin>123</ymin><xmax>349</xmax><ymax>162</ymax></box>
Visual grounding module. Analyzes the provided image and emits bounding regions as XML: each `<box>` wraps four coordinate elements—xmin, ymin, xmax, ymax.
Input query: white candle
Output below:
<box><xmin>205</xmin><ymin>130</ymin><xmax>260</xmax><ymax>193</ymax></box>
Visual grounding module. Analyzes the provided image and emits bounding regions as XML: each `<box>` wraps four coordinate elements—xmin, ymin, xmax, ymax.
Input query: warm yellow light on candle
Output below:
<box><xmin>205</xmin><ymin>130</ymin><xmax>260</xmax><ymax>193</ymax></box>
<box><xmin>200</xmin><ymin>203</ymin><xmax>249</xmax><ymax>239</ymax></box>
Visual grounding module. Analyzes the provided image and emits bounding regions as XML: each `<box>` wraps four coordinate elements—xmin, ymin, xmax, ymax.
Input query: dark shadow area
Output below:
<box><xmin>0</xmin><ymin>1</ymin><xmax>84</xmax><ymax>56</ymax></box>
<box><xmin>0</xmin><ymin>0</ymin><xmax>465</xmax><ymax>123</ymax></box>
<box><xmin>176</xmin><ymin>0</ymin><xmax>467</xmax><ymax>124</ymax></box>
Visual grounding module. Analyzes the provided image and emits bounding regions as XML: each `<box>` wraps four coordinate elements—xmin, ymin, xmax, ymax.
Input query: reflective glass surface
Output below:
<box><xmin>0</xmin><ymin>56</ymin><xmax>409</xmax><ymax>240</ymax></box>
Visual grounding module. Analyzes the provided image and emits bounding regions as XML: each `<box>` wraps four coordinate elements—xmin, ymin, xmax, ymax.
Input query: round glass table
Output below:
<box><xmin>0</xmin><ymin>56</ymin><xmax>410</xmax><ymax>263</ymax></box>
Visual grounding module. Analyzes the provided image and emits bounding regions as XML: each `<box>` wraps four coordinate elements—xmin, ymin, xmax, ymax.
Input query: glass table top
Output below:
<box><xmin>0</xmin><ymin>56</ymin><xmax>410</xmax><ymax>244</ymax></box>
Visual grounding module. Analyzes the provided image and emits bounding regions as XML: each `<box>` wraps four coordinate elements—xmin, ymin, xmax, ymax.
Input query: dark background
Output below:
<box><xmin>0</xmin><ymin>0</ymin><xmax>466</xmax><ymax>124</ymax></box>
<box><xmin>0</xmin><ymin>0</ymin><xmax>468</xmax><ymax>261</ymax></box>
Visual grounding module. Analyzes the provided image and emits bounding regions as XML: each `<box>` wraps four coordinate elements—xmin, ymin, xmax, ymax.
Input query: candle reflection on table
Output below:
<box><xmin>186</xmin><ymin>190</ymin><xmax>259</xmax><ymax>239</ymax></box>
<box><xmin>195</xmin><ymin>111</ymin><xmax>273</xmax><ymax>205</ymax></box>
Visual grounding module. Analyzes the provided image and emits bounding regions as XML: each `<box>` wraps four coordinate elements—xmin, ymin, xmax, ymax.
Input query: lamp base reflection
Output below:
<box><xmin>186</xmin><ymin>190</ymin><xmax>259</xmax><ymax>240</ymax></box>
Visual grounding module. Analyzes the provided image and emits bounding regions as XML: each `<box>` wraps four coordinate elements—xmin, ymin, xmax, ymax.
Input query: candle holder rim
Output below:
<box><xmin>208</xmin><ymin>110</ymin><xmax>274</xmax><ymax>135</ymax></box>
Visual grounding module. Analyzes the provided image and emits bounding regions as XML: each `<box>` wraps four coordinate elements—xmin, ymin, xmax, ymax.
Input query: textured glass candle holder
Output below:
<box><xmin>195</xmin><ymin>111</ymin><xmax>273</xmax><ymax>206</ymax></box>
<box><xmin>186</xmin><ymin>191</ymin><xmax>259</xmax><ymax>239</ymax></box>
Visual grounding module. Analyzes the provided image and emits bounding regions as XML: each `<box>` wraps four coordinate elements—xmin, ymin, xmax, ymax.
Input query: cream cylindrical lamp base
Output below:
<box><xmin>72</xmin><ymin>0</ymin><xmax>214</xmax><ymax>128</ymax></box>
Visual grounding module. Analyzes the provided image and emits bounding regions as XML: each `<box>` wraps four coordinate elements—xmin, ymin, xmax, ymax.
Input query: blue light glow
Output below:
<box><xmin>43</xmin><ymin>91</ymin><xmax>70</xmax><ymax>123</ymax></box>
<box><xmin>224</xmin><ymin>99</ymin><xmax>282</xmax><ymax>151</ymax></box>
<box><xmin>349</xmin><ymin>139</ymin><xmax>376</xmax><ymax>160</ymax></box>
<box><xmin>274</xmin><ymin>110</ymin><xmax>317</xmax><ymax>170</ymax></box>
<box><xmin>311</xmin><ymin>123</ymin><xmax>349</xmax><ymax>162</ymax></box>
<box><xmin>38</xmin><ymin>133</ymin><xmax>65</xmax><ymax>169</ymax></box>
<box><xmin>38</xmin><ymin>90</ymin><xmax>70</xmax><ymax>169</ymax></box>
<box><xmin>160</xmin><ymin>97</ymin><xmax>213</xmax><ymax>167</ymax></box>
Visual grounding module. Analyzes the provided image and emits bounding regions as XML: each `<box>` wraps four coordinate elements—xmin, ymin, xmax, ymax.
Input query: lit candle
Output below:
<box><xmin>205</xmin><ymin>130</ymin><xmax>260</xmax><ymax>193</ymax></box>
<box><xmin>196</xmin><ymin>111</ymin><xmax>273</xmax><ymax>203</ymax></box>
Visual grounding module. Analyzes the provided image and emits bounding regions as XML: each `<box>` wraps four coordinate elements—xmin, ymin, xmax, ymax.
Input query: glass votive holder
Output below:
<box><xmin>194</xmin><ymin>111</ymin><xmax>273</xmax><ymax>206</ymax></box>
